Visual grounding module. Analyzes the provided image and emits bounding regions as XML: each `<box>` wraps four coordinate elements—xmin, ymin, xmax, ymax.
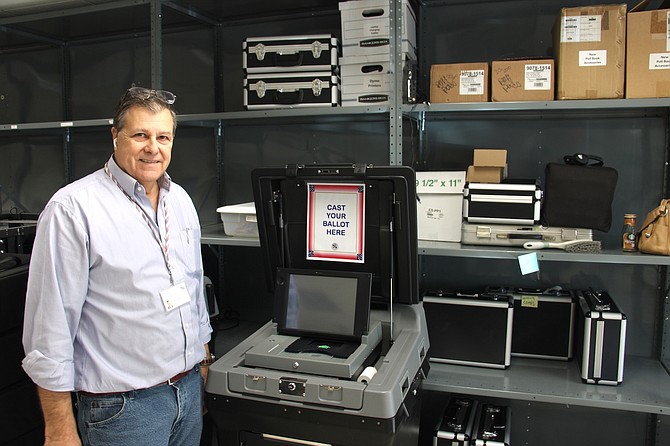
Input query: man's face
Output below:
<box><xmin>111</xmin><ymin>106</ymin><xmax>174</xmax><ymax>189</ymax></box>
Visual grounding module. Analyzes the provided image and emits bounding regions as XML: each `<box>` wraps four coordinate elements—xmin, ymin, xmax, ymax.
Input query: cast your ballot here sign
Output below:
<box><xmin>306</xmin><ymin>183</ymin><xmax>365</xmax><ymax>263</ymax></box>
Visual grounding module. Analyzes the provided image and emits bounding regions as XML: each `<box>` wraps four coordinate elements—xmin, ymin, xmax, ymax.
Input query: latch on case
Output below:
<box><xmin>253</xmin><ymin>43</ymin><xmax>266</xmax><ymax>61</ymax></box>
<box><xmin>311</xmin><ymin>78</ymin><xmax>323</xmax><ymax>96</ymax></box>
<box><xmin>254</xmin><ymin>81</ymin><xmax>267</xmax><ymax>98</ymax></box>
<box><xmin>311</xmin><ymin>40</ymin><xmax>323</xmax><ymax>58</ymax></box>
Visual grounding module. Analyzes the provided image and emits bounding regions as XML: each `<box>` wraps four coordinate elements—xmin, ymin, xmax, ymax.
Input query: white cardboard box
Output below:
<box><xmin>416</xmin><ymin>171</ymin><xmax>466</xmax><ymax>242</ymax></box>
<box><xmin>216</xmin><ymin>202</ymin><xmax>258</xmax><ymax>237</ymax></box>
<box><xmin>339</xmin><ymin>0</ymin><xmax>417</xmax><ymax>59</ymax></box>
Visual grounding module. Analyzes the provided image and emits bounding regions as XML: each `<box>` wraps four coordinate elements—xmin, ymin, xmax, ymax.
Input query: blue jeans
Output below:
<box><xmin>76</xmin><ymin>366</ymin><xmax>203</xmax><ymax>446</ymax></box>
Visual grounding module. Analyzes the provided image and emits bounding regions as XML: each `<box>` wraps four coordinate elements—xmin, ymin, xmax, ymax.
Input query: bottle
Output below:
<box><xmin>622</xmin><ymin>213</ymin><xmax>638</xmax><ymax>252</ymax></box>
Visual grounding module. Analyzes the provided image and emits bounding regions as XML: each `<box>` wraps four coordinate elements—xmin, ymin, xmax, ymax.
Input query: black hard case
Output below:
<box><xmin>472</xmin><ymin>403</ymin><xmax>511</xmax><ymax>446</ymax></box>
<box><xmin>243</xmin><ymin>35</ymin><xmax>339</xmax><ymax>73</ymax></box>
<box><xmin>433</xmin><ymin>397</ymin><xmax>479</xmax><ymax>446</ymax></box>
<box><xmin>488</xmin><ymin>286</ymin><xmax>576</xmax><ymax>360</ymax></box>
<box><xmin>423</xmin><ymin>290</ymin><xmax>513</xmax><ymax>369</ymax></box>
<box><xmin>463</xmin><ymin>181</ymin><xmax>542</xmax><ymax>225</ymax></box>
<box><xmin>251</xmin><ymin>164</ymin><xmax>419</xmax><ymax>305</ymax></box>
<box><xmin>575</xmin><ymin>289</ymin><xmax>627</xmax><ymax>385</ymax></box>
<box><xmin>244</xmin><ymin>72</ymin><xmax>340</xmax><ymax>109</ymax></box>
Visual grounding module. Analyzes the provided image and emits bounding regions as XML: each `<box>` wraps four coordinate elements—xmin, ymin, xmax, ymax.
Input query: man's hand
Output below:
<box><xmin>37</xmin><ymin>387</ymin><xmax>81</xmax><ymax>446</ymax></box>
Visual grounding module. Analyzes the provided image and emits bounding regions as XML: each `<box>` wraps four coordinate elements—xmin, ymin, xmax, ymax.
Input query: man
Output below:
<box><xmin>22</xmin><ymin>86</ymin><xmax>213</xmax><ymax>446</ymax></box>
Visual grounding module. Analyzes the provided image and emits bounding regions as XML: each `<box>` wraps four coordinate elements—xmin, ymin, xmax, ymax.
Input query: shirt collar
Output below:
<box><xmin>106</xmin><ymin>155</ymin><xmax>172</xmax><ymax>198</ymax></box>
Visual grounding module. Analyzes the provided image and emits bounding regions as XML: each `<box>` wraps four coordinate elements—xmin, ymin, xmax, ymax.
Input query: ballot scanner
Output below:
<box><xmin>205</xmin><ymin>164</ymin><xmax>429</xmax><ymax>445</ymax></box>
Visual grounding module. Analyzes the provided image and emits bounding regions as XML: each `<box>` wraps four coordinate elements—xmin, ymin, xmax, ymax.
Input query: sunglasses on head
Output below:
<box><xmin>126</xmin><ymin>86</ymin><xmax>176</xmax><ymax>105</ymax></box>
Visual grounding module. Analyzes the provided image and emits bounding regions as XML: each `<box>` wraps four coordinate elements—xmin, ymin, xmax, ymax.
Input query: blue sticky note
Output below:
<box><xmin>518</xmin><ymin>252</ymin><xmax>539</xmax><ymax>275</ymax></box>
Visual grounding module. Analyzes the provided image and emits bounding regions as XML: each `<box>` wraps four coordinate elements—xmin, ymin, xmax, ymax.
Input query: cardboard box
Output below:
<box><xmin>473</xmin><ymin>148</ymin><xmax>507</xmax><ymax>167</ymax></box>
<box><xmin>430</xmin><ymin>63</ymin><xmax>489</xmax><ymax>103</ymax></box>
<box><xmin>491</xmin><ymin>59</ymin><xmax>555</xmax><ymax>102</ymax></box>
<box><xmin>466</xmin><ymin>166</ymin><xmax>505</xmax><ymax>183</ymax></box>
<box><xmin>339</xmin><ymin>0</ymin><xmax>417</xmax><ymax>59</ymax></box>
<box><xmin>340</xmin><ymin>55</ymin><xmax>392</xmax><ymax>106</ymax></box>
<box><xmin>555</xmin><ymin>4</ymin><xmax>627</xmax><ymax>99</ymax></box>
<box><xmin>416</xmin><ymin>171</ymin><xmax>466</xmax><ymax>242</ymax></box>
<box><xmin>626</xmin><ymin>1</ymin><xmax>670</xmax><ymax>98</ymax></box>
<box><xmin>467</xmin><ymin>148</ymin><xmax>507</xmax><ymax>183</ymax></box>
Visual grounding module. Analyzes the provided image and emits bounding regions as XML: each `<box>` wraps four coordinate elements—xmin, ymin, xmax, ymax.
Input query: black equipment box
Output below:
<box><xmin>463</xmin><ymin>181</ymin><xmax>542</xmax><ymax>225</ymax></box>
<box><xmin>575</xmin><ymin>289</ymin><xmax>627</xmax><ymax>385</ymax></box>
<box><xmin>434</xmin><ymin>397</ymin><xmax>479</xmax><ymax>446</ymax></box>
<box><xmin>251</xmin><ymin>164</ymin><xmax>418</xmax><ymax>306</ymax></box>
<box><xmin>424</xmin><ymin>290</ymin><xmax>513</xmax><ymax>369</ymax></box>
<box><xmin>472</xmin><ymin>403</ymin><xmax>511</xmax><ymax>446</ymax></box>
<box><xmin>0</xmin><ymin>253</ymin><xmax>30</xmax><ymax>331</ymax></box>
<box><xmin>0</xmin><ymin>253</ymin><xmax>43</xmax><ymax>444</ymax></box>
<box><xmin>244</xmin><ymin>72</ymin><xmax>340</xmax><ymax>109</ymax></box>
<box><xmin>461</xmin><ymin>223</ymin><xmax>592</xmax><ymax>247</ymax></box>
<box><xmin>0</xmin><ymin>213</ymin><xmax>37</xmax><ymax>254</ymax></box>
<box><xmin>488</xmin><ymin>286</ymin><xmax>576</xmax><ymax>360</ymax></box>
<box><xmin>243</xmin><ymin>34</ymin><xmax>339</xmax><ymax>73</ymax></box>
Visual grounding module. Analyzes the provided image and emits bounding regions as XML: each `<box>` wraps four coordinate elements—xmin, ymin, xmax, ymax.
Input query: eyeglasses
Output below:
<box><xmin>126</xmin><ymin>86</ymin><xmax>176</xmax><ymax>105</ymax></box>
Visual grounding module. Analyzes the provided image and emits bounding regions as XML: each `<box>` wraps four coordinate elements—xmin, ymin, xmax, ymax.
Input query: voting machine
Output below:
<box><xmin>205</xmin><ymin>164</ymin><xmax>429</xmax><ymax>445</ymax></box>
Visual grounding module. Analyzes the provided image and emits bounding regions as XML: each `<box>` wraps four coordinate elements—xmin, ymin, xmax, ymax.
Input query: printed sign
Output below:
<box><xmin>306</xmin><ymin>183</ymin><xmax>365</xmax><ymax>263</ymax></box>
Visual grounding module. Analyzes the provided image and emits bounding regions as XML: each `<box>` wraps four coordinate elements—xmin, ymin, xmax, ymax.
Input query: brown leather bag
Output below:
<box><xmin>638</xmin><ymin>199</ymin><xmax>670</xmax><ymax>255</ymax></box>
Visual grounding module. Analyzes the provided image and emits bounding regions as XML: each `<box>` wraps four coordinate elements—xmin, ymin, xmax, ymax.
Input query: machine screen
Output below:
<box><xmin>275</xmin><ymin>268</ymin><xmax>372</xmax><ymax>341</ymax></box>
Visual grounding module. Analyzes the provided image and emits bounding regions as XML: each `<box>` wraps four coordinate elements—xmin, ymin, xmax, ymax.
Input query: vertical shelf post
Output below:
<box><xmin>150</xmin><ymin>0</ymin><xmax>163</xmax><ymax>89</ymax></box>
<box><xmin>389</xmin><ymin>0</ymin><xmax>403</xmax><ymax>166</ymax></box>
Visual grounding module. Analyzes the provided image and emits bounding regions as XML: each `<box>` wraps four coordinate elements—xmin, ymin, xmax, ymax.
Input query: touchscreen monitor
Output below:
<box><xmin>274</xmin><ymin>268</ymin><xmax>372</xmax><ymax>341</ymax></box>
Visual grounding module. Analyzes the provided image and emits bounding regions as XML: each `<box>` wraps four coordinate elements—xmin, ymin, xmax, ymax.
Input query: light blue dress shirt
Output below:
<box><xmin>22</xmin><ymin>155</ymin><xmax>212</xmax><ymax>393</ymax></box>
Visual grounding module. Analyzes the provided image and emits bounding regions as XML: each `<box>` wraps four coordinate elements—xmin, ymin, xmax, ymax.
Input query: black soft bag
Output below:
<box><xmin>542</xmin><ymin>154</ymin><xmax>618</xmax><ymax>232</ymax></box>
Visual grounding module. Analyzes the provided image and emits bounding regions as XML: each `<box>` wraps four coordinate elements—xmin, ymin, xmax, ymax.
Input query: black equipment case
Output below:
<box><xmin>0</xmin><ymin>253</ymin><xmax>44</xmax><ymax>444</ymax></box>
<box><xmin>243</xmin><ymin>34</ymin><xmax>340</xmax><ymax>73</ymax></box>
<box><xmin>575</xmin><ymin>289</ymin><xmax>627</xmax><ymax>385</ymax></box>
<box><xmin>244</xmin><ymin>72</ymin><xmax>340</xmax><ymax>109</ymax></box>
<box><xmin>424</xmin><ymin>290</ymin><xmax>513</xmax><ymax>369</ymax></box>
<box><xmin>463</xmin><ymin>181</ymin><xmax>542</xmax><ymax>225</ymax></box>
<box><xmin>206</xmin><ymin>164</ymin><xmax>427</xmax><ymax>446</ymax></box>
<box><xmin>433</xmin><ymin>397</ymin><xmax>479</xmax><ymax>446</ymax></box>
<box><xmin>487</xmin><ymin>286</ymin><xmax>576</xmax><ymax>360</ymax></box>
<box><xmin>472</xmin><ymin>403</ymin><xmax>511</xmax><ymax>446</ymax></box>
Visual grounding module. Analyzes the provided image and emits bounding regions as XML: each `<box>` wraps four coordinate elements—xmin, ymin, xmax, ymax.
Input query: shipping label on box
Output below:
<box><xmin>416</xmin><ymin>171</ymin><xmax>466</xmax><ymax>242</ymax></box>
<box><xmin>555</xmin><ymin>4</ymin><xmax>627</xmax><ymax>99</ymax></box>
<box><xmin>626</xmin><ymin>7</ymin><xmax>670</xmax><ymax>98</ymax></box>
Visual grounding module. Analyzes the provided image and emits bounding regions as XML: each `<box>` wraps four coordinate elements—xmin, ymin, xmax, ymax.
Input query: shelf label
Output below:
<box><xmin>60</xmin><ymin>121</ymin><xmax>74</xmax><ymax>127</ymax></box>
<box><xmin>518</xmin><ymin>252</ymin><xmax>539</xmax><ymax>276</ymax></box>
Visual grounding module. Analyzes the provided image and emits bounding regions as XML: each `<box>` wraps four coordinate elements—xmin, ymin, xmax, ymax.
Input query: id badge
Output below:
<box><xmin>160</xmin><ymin>281</ymin><xmax>191</xmax><ymax>312</ymax></box>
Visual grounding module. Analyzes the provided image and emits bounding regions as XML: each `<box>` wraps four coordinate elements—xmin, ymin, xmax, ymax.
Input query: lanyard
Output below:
<box><xmin>104</xmin><ymin>162</ymin><xmax>174</xmax><ymax>285</ymax></box>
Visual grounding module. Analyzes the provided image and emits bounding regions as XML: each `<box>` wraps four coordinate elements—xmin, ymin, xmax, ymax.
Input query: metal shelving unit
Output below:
<box><xmin>425</xmin><ymin>357</ymin><xmax>670</xmax><ymax>415</ymax></box>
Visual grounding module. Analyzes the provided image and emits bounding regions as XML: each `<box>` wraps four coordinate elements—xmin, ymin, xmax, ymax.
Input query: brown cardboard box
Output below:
<box><xmin>467</xmin><ymin>149</ymin><xmax>508</xmax><ymax>183</ymax></box>
<box><xmin>473</xmin><ymin>148</ymin><xmax>507</xmax><ymax>167</ymax></box>
<box><xmin>430</xmin><ymin>63</ymin><xmax>489</xmax><ymax>103</ymax></box>
<box><xmin>491</xmin><ymin>59</ymin><xmax>555</xmax><ymax>102</ymax></box>
<box><xmin>554</xmin><ymin>4</ymin><xmax>627</xmax><ymax>99</ymax></box>
<box><xmin>626</xmin><ymin>1</ymin><xmax>670</xmax><ymax>98</ymax></box>
<box><xmin>466</xmin><ymin>166</ymin><xmax>505</xmax><ymax>183</ymax></box>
